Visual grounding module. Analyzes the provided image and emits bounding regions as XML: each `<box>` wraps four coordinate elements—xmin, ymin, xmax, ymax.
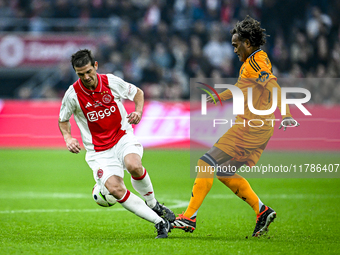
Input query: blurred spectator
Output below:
<box><xmin>205</xmin><ymin>0</ymin><xmax>221</xmax><ymax>23</ymax></box>
<box><xmin>143</xmin><ymin>0</ymin><xmax>161</xmax><ymax>28</ymax></box>
<box><xmin>203</xmin><ymin>26</ymin><xmax>233</xmax><ymax>68</ymax></box>
<box><xmin>185</xmin><ymin>35</ymin><xmax>212</xmax><ymax>77</ymax></box>
<box><xmin>306</xmin><ymin>6</ymin><xmax>332</xmax><ymax>40</ymax></box>
<box><xmin>271</xmin><ymin>34</ymin><xmax>291</xmax><ymax>75</ymax></box>
<box><xmin>172</xmin><ymin>0</ymin><xmax>194</xmax><ymax>34</ymax></box>
<box><xmin>170</xmin><ymin>35</ymin><xmax>189</xmax><ymax>71</ymax></box>
<box><xmin>314</xmin><ymin>35</ymin><xmax>329</xmax><ymax>68</ymax></box>
<box><xmin>152</xmin><ymin>42</ymin><xmax>175</xmax><ymax>69</ymax></box>
<box><xmin>290</xmin><ymin>32</ymin><xmax>314</xmax><ymax>73</ymax></box>
<box><xmin>192</xmin><ymin>20</ymin><xmax>209</xmax><ymax>46</ymax></box>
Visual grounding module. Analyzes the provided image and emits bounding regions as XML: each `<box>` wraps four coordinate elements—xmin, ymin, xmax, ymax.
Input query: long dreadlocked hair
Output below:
<box><xmin>230</xmin><ymin>15</ymin><xmax>269</xmax><ymax>47</ymax></box>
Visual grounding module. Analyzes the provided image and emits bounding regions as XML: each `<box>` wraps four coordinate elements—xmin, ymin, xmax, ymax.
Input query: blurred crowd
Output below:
<box><xmin>1</xmin><ymin>0</ymin><xmax>340</xmax><ymax>103</ymax></box>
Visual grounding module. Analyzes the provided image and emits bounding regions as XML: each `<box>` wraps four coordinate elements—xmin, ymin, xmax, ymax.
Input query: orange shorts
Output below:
<box><xmin>214</xmin><ymin>122</ymin><xmax>273</xmax><ymax>167</ymax></box>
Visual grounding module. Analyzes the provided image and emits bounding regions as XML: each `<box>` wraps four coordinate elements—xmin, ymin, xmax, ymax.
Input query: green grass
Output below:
<box><xmin>0</xmin><ymin>149</ymin><xmax>340</xmax><ymax>254</ymax></box>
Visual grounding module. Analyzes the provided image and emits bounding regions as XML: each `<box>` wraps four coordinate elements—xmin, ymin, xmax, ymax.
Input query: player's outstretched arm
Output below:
<box><xmin>58</xmin><ymin>119</ymin><xmax>81</xmax><ymax>153</ymax></box>
<box><xmin>266</xmin><ymin>80</ymin><xmax>300</xmax><ymax>131</ymax></box>
<box><xmin>127</xmin><ymin>88</ymin><xmax>144</xmax><ymax>125</ymax></box>
<box><xmin>207</xmin><ymin>88</ymin><xmax>233</xmax><ymax>103</ymax></box>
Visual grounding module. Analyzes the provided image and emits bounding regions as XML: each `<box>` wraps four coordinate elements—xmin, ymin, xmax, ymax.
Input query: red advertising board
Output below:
<box><xmin>0</xmin><ymin>100</ymin><xmax>190</xmax><ymax>149</ymax></box>
<box><xmin>0</xmin><ymin>34</ymin><xmax>99</xmax><ymax>68</ymax></box>
<box><xmin>0</xmin><ymin>100</ymin><xmax>339</xmax><ymax>150</ymax></box>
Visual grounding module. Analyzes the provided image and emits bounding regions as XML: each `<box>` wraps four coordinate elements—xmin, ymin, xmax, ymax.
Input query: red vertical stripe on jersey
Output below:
<box><xmin>73</xmin><ymin>74</ymin><xmax>126</xmax><ymax>152</ymax></box>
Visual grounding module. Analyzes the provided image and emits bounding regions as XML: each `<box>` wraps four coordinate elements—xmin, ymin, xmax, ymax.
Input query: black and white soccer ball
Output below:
<box><xmin>92</xmin><ymin>184</ymin><xmax>117</xmax><ymax>207</ymax></box>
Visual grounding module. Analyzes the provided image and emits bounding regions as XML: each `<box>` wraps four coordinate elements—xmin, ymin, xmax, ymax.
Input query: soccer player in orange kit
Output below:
<box><xmin>172</xmin><ymin>16</ymin><xmax>299</xmax><ymax>237</ymax></box>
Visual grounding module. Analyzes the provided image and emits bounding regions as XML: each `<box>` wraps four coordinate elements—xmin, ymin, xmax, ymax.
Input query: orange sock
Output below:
<box><xmin>217</xmin><ymin>173</ymin><xmax>260</xmax><ymax>214</ymax></box>
<box><xmin>184</xmin><ymin>159</ymin><xmax>214</xmax><ymax>218</ymax></box>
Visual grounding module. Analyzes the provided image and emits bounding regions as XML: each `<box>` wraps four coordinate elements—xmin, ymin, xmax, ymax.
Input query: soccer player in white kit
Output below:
<box><xmin>58</xmin><ymin>49</ymin><xmax>175</xmax><ymax>238</ymax></box>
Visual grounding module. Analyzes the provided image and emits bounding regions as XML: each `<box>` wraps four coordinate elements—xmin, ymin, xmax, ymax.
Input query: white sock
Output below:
<box><xmin>117</xmin><ymin>190</ymin><xmax>162</xmax><ymax>224</ymax></box>
<box><xmin>131</xmin><ymin>168</ymin><xmax>157</xmax><ymax>208</ymax></box>
<box><xmin>259</xmin><ymin>198</ymin><xmax>264</xmax><ymax>212</ymax></box>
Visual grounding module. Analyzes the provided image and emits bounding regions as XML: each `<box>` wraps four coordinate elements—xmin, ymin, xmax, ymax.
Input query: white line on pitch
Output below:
<box><xmin>209</xmin><ymin>194</ymin><xmax>340</xmax><ymax>199</ymax></box>
<box><xmin>0</xmin><ymin>192</ymin><xmax>89</xmax><ymax>199</ymax></box>
<box><xmin>0</xmin><ymin>200</ymin><xmax>189</xmax><ymax>214</ymax></box>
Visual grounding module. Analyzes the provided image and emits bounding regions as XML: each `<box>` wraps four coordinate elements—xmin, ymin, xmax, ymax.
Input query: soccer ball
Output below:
<box><xmin>92</xmin><ymin>184</ymin><xmax>117</xmax><ymax>207</ymax></box>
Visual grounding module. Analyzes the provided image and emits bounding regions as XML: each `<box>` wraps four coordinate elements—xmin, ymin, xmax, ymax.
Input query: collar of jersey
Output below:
<box><xmin>77</xmin><ymin>74</ymin><xmax>103</xmax><ymax>95</ymax></box>
<box><xmin>247</xmin><ymin>49</ymin><xmax>262</xmax><ymax>59</ymax></box>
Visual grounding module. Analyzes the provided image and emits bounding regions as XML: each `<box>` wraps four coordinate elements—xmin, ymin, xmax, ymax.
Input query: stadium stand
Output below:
<box><xmin>0</xmin><ymin>0</ymin><xmax>339</xmax><ymax>103</ymax></box>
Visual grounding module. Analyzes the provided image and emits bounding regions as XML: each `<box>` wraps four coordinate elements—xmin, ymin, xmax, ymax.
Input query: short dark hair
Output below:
<box><xmin>71</xmin><ymin>49</ymin><xmax>95</xmax><ymax>69</ymax></box>
<box><xmin>230</xmin><ymin>16</ymin><xmax>268</xmax><ymax>47</ymax></box>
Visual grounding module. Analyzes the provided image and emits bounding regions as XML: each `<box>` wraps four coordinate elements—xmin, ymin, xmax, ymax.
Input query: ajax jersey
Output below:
<box><xmin>59</xmin><ymin>73</ymin><xmax>138</xmax><ymax>152</ymax></box>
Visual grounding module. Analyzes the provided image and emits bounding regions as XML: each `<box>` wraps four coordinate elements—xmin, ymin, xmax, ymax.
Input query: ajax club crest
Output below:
<box><xmin>102</xmin><ymin>94</ymin><xmax>112</xmax><ymax>104</ymax></box>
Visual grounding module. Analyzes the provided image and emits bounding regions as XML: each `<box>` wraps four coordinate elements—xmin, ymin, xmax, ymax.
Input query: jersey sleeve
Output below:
<box><xmin>59</xmin><ymin>86</ymin><xmax>75</xmax><ymax>122</ymax></box>
<box><xmin>245</xmin><ymin>54</ymin><xmax>276</xmax><ymax>87</ymax></box>
<box><xmin>107</xmin><ymin>74</ymin><xmax>137</xmax><ymax>101</ymax></box>
<box><xmin>219</xmin><ymin>89</ymin><xmax>233</xmax><ymax>101</ymax></box>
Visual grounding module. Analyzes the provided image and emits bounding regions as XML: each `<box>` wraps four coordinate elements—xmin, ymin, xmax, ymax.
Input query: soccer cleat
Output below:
<box><xmin>252</xmin><ymin>205</ymin><xmax>276</xmax><ymax>237</ymax></box>
<box><xmin>150</xmin><ymin>201</ymin><xmax>176</xmax><ymax>223</ymax></box>
<box><xmin>171</xmin><ymin>214</ymin><xmax>196</xmax><ymax>233</ymax></box>
<box><xmin>155</xmin><ymin>219</ymin><xmax>171</xmax><ymax>239</ymax></box>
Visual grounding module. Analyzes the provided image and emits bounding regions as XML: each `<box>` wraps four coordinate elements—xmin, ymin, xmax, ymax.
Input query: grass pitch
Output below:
<box><xmin>0</xmin><ymin>149</ymin><xmax>340</xmax><ymax>255</ymax></box>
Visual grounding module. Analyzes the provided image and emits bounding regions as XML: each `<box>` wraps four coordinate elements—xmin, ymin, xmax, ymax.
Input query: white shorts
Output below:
<box><xmin>86</xmin><ymin>133</ymin><xmax>143</xmax><ymax>192</ymax></box>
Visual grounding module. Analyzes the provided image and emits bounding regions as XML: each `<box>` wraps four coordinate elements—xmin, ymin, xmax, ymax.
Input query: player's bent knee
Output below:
<box><xmin>126</xmin><ymin>162</ymin><xmax>143</xmax><ymax>176</ymax></box>
<box><xmin>106</xmin><ymin>184</ymin><xmax>126</xmax><ymax>200</ymax></box>
<box><xmin>105</xmin><ymin>176</ymin><xmax>126</xmax><ymax>199</ymax></box>
<box><xmin>124</xmin><ymin>154</ymin><xmax>143</xmax><ymax>175</ymax></box>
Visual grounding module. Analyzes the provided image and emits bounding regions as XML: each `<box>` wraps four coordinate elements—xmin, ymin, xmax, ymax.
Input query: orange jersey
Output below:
<box><xmin>219</xmin><ymin>49</ymin><xmax>290</xmax><ymax>126</ymax></box>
